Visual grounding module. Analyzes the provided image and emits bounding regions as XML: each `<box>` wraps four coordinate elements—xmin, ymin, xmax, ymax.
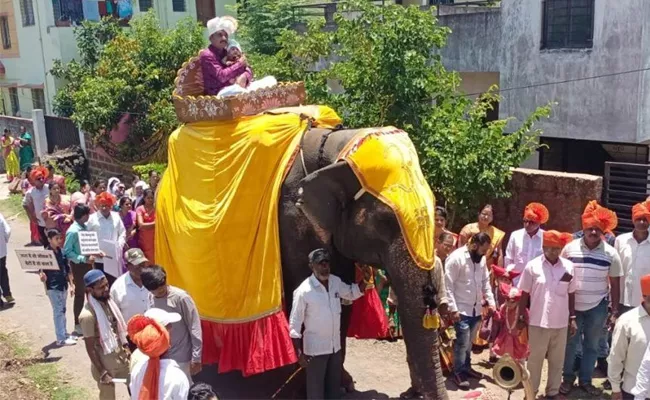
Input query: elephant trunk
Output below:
<box><xmin>385</xmin><ymin>238</ymin><xmax>448</xmax><ymax>400</ymax></box>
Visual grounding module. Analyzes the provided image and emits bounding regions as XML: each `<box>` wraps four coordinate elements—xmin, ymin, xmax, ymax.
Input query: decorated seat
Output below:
<box><xmin>172</xmin><ymin>54</ymin><xmax>306</xmax><ymax>123</ymax></box>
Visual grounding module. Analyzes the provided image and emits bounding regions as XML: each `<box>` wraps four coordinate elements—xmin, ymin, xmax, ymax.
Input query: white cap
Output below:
<box><xmin>145</xmin><ymin>308</ymin><xmax>181</xmax><ymax>326</ymax></box>
<box><xmin>207</xmin><ymin>16</ymin><xmax>238</xmax><ymax>37</ymax></box>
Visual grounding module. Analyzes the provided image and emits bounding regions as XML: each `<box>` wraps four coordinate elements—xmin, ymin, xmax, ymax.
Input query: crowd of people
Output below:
<box><xmin>393</xmin><ymin>200</ymin><xmax>650</xmax><ymax>400</ymax></box>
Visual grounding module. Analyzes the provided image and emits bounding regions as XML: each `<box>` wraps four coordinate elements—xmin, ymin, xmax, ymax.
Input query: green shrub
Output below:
<box><xmin>133</xmin><ymin>163</ymin><xmax>167</xmax><ymax>179</ymax></box>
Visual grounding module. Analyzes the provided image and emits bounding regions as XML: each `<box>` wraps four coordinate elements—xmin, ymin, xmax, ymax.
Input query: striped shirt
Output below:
<box><xmin>561</xmin><ymin>238</ymin><xmax>623</xmax><ymax>312</ymax></box>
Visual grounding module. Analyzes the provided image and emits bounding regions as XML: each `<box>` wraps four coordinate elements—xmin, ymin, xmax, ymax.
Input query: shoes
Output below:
<box><xmin>452</xmin><ymin>373</ymin><xmax>470</xmax><ymax>390</ymax></box>
<box><xmin>72</xmin><ymin>325</ymin><xmax>83</xmax><ymax>337</ymax></box>
<box><xmin>602</xmin><ymin>380</ymin><xmax>611</xmax><ymax>390</ymax></box>
<box><xmin>466</xmin><ymin>368</ymin><xmax>485</xmax><ymax>380</ymax></box>
<box><xmin>399</xmin><ymin>387</ymin><xmax>423</xmax><ymax>399</ymax></box>
<box><xmin>4</xmin><ymin>295</ymin><xmax>15</xmax><ymax>304</ymax></box>
<box><xmin>56</xmin><ymin>337</ymin><xmax>77</xmax><ymax>346</ymax></box>
<box><xmin>578</xmin><ymin>383</ymin><xmax>602</xmax><ymax>396</ymax></box>
<box><xmin>559</xmin><ymin>381</ymin><xmax>574</xmax><ymax>395</ymax></box>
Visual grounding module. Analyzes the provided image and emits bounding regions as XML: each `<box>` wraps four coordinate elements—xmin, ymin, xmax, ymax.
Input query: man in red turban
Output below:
<box><xmin>23</xmin><ymin>165</ymin><xmax>50</xmax><ymax>247</ymax></box>
<box><xmin>518</xmin><ymin>229</ymin><xmax>577</xmax><ymax>398</ymax></box>
<box><xmin>615</xmin><ymin>200</ymin><xmax>650</xmax><ymax>317</ymax></box>
<box><xmin>558</xmin><ymin>202</ymin><xmax>623</xmax><ymax>396</ymax></box>
<box><xmin>129</xmin><ymin>308</ymin><xmax>189</xmax><ymax>399</ymax></box>
<box><xmin>504</xmin><ymin>202</ymin><xmax>550</xmax><ymax>286</ymax></box>
<box><xmin>607</xmin><ymin>274</ymin><xmax>650</xmax><ymax>400</ymax></box>
<box><xmin>87</xmin><ymin>191</ymin><xmax>126</xmax><ymax>286</ymax></box>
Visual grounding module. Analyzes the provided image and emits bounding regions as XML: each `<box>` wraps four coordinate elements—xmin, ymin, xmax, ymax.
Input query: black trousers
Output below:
<box><xmin>306</xmin><ymin>351</ymin><xmax>342</xmax><ymax>400</ymax></box>
<box><xmin>37</xmin><ymin>225</ymin><xmax>48</xmax><ymax>248</ymax></box>
<box><xmin>0</xmin><ymin>256</ymin><xmax>10</xmax><ymax>297</ymax></box>
<box><xmin>70</xmin><ymin>261</ymin><xmax>92</xmax><ymax>325</ymax></box>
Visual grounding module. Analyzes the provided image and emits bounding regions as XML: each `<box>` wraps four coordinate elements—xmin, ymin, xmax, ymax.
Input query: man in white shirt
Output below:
<box><xmin>609</xmin><ymin>274</ymin><xmax>650</xmax><ymax>400</ymax></box>
<box><xmin>22</xmin><ymin>166</ymin><xmax>49</xmax><ymax>246</ymax></box>
<box><xmin>129</xmin><ymin>308</ymin><xmax>190</xmax><ymax>400</ymax></box>
<box><xmin>632</xmin><ymin>343</ymin><xmax>650</xmax><ymax>400</ymax></box>
<box><xmin>110</xmin><ymin>248</ymin><xmax>150</xmax><ymax>350</ymax></box>
<box><xmin>87</xmin><ymin>192</ymin><xmax>126</xmax><ymax>286</ymax></box>
<box><xmin>0</xmin><ymin>213</ymin><xmax>12</xmax><ymax>306</ymax></box>
<box><xmin>444</xmin><ymin>232</ymin><xmax>496</xmax><ymax>390</ymax></box>
<box><xmin>615</xmin><ymin>201</ymin><xmax>650</xmax><ymax>315</ymax></box>
<box><xmin>289</xmin><ymin>248</ymin><xmax>365</xmax><ymax>399</ymax></box>
<box><xmin>504</xmin><ymin>202</ymin><xmax>549</xmax><ymax>286</ymax></box>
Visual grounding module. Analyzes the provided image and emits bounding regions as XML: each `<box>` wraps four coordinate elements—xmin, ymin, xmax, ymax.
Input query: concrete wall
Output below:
<box><xmin>491</xmin><ymin>168</ymin><xmax>603</xmax><ymax>236</ymax></box>
<box><xmin>439</xmin><ymin>0</ymin><xmax>650</xmax><ymax>145</ymax></box>
<box><xmin>437</xmin><ymin>10</ymin><xmax>501</xmax><ymax>73</ymax></box>
<box><xmin>499</xmin><ymin>0</ymin><xmax>649</xmax><ymax>144</ymax></box>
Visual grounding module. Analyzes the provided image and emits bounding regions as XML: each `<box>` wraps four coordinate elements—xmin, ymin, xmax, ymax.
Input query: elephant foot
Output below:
<box><xmin>399</xmin><ymin>387</ymin><xmax>423</xmax><ymax>399</ymax></box>
<box><xmin>341</xmin><ymin>368</ymin><xmax>355</xmax><ymax>393</ymax></box>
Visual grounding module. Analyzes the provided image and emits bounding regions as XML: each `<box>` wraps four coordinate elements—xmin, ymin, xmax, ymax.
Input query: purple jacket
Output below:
<box><xmin>199</xmin><ymin>45</ymin><xmax>252</xmax><ymax>95</ymax></box>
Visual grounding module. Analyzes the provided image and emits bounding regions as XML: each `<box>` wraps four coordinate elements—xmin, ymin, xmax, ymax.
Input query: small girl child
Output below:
<box><xmin>217</xmin><ymin>40</ymin><xmax>278</xmax><ymax>97</ymax></box>
<box><xmin>40</xmin><ymin>228</ymin><xmax>77</xmax><ymax>346</ymax></box>
<box><xmin>490</xmin><ymin>282</ymin><xmax>529</xmax><ymax>362</ymax></box>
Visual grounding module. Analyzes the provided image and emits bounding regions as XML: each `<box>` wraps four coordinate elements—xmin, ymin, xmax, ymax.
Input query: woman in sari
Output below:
<box><xmin>136</xmin><ymin>188</ymin><xmax>156</xmax><ymax>263</ymax></box>
<box><xmin>41</xmin><ymin>181</ymin><xmax>72</xmax><ymax>237</ymax></box>
<box><xmin>17</xmin><ymin>126</ymin><xmax>34</xmax><ymax>171</ymax></box>
<box><xmin>459</xmin><ymin>204</ymin><xmax>505</xmax><ymax>267</ymax></box>
<box><xmin>459</xmin><ymin>204</ymin><xmax>505</xmax><ymax>349</ymax></box>
<box><xmin>435</xmin><ymin>206</ymin><xmax>459</xmax><ymax>248</ymax></box>
<box><xmin>2</xmin><ymin>129</ymin><xmax>20</xmax><ymax>182</ymax></box>
<box><xmin>347</xmin><ymin>264</ymin><xmax>389</xmax><ymax>339</ymax></box>
<box><xmin>118</xmin><ymin>196</ymin><xmax>138</xmax><ymax>274</ymax></box>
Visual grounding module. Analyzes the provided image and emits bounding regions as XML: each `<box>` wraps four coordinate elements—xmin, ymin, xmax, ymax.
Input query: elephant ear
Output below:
<box><xmin>297</xmin><ymin>161</ymin><xmax>362</xmax><ymax>239</ymax></box>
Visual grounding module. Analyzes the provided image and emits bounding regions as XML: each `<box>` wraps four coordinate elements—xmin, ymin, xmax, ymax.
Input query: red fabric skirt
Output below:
<box><xmin>347</xmin><ymin>289</ymin><xmax>389</xmax><ymax>339</ymax></box>
<box><xmin>30</xmin><ymin>221</ymin><xmax>40</xmax><ymax>244</ymax></box>
<box><xmin>201</xmin><ymin>310</ymin><xmax>297</xmax><ymax>377</ymax></box>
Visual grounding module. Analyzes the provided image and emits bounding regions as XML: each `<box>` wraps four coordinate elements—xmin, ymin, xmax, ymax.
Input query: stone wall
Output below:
<box><xmin>491</xmin><ymin>168</ymin><xmax>603</xmax><ymax>236</ymax></box>
<box><xmin>83</xmin><ymin>133</ymin><xmax>133</xmax><ymax>180</ymax></box>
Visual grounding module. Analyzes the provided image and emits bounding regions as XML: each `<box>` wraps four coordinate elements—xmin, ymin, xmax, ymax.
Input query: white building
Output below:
<box><xmin>0</xmin><ymin>0</ymin><xmax>235</xmax><ymax>117</ymax></box>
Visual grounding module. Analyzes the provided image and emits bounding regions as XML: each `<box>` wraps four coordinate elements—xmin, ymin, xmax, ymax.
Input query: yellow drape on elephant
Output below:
<box><xmin>155</xmin><ymin>106</ymin><xmax>342</xmax><ymax>322</ymax></box>
<box><xmin>339</xmin><ymin>128</ymin><xmax>436</xmax><ymax>270</ymax></box>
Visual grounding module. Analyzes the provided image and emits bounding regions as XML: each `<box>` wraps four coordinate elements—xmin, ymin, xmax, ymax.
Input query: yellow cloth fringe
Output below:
<box><xmin>339</xmin><ymin>128</ymin><xmax>436</xmax><ymax>270</ymax></box>
<box><xmin>155</xmin><ymin>106</ymin><xmax>341</xmax><ymax>322</ymax></box>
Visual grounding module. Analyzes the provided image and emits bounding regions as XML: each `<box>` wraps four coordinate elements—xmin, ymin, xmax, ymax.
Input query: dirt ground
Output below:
<box><xmin>0</xmin><ymin>177</ymin><xmax>610</xmax><ymax>400</ymax></box>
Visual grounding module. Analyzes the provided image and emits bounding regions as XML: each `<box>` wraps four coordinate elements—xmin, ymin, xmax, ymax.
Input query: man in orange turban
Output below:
<box><xmin>615</xmin><ymin>200</ymin><xmax>650</xmax><ymax>316</ymax></box>
<box><xmin>23</xmin><ymin>165</ymin><xmax>50</xmax><ymax>247</ymax></box>
<box><xmin>559</xmin><ymin>201</ymin><xmax>623</xmax><ymax>396</ymax></box>
<box><xmin>518</xmin><ymin>229</ymin><xmax>577</xmax><ymax>398</ymax></box>
<box><xmin>87</xmin><ymin>191</ymin><xmax>126</xmax><ymax>286</ymax></box>
<box><xmin>129</xmin><ymin>308</ymin><xmax>189</xmax><ymax>399</ymax></box>
<box><xmin>504</xmin><ymin>202</ymin><xmax>549</xmax><ymax>286</ymax></box>
<box><xmin>607</xmin><ymin>274</ymin><xmax>650</xmax><ymax>400</ymax></box>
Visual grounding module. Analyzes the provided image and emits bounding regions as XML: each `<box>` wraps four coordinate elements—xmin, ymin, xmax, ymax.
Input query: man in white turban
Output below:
<box><xmin>199</xmin><ymin>16</ymin><xmax>252</xmax><ymax>95</ymax></box>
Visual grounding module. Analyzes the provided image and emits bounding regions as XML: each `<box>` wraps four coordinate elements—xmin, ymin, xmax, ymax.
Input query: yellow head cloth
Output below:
<box><xmin>339</xmin><ymin>128</ymin><xmax>436</xmax><ymax>270</ymax></box>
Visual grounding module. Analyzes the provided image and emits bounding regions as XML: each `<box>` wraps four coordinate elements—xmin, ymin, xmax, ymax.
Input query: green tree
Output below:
<box><xmin>243</xmin><ymin>0</ymin><xmax>551</xmax><ymax>222</ymax></box>
<box><xmin>50</xmin><ymin>12</ymin><xmax>205</xmax><ymax>159</ymax></box>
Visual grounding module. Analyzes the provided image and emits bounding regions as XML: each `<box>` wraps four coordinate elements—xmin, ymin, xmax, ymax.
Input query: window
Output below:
<box><xmin>542</xmin><ymin>0</ymin><xmax>594</xmax><ymax>49</ymax></box>
<box><xmin>0</xmin><ymin>17</ymin><xmax>10</xmax><ymax>49</ymax></box>
<box><xmin>53</xmin><ymin>0</ymin><xmax>84</xmax><ymax>24</ymax></box>
<box><xmin>173</xmin><ymin>0</ymin><xmax>186</xmax><ymax>12</ymax></box>
<box><xmin>20</xmin><ymin>0</ymin><xmax>35</xmax><ymax>26</ymax></box>
<box><xmin>139</xmin><ymin>0</ymin><xmax>153</xmax><ymax>12</ymax></box>
<box><xmin>196</xmin><ymin>0</ymin><xmax>215</xmax><ymax>25</ymax></box>
<box><xmin>8</xmin><ymin>88</ymin><xmax>19</xmax><ymax>116</ymax></box>
<box><xmin>32</xmin><ymin>89</ymin><xmax>46</xmax><ymax>111</ymax></box>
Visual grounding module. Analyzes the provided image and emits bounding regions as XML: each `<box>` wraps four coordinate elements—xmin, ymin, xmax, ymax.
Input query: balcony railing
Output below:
<box><xmin>290</xmin><ymin>0</ymin><xmax>500</xmax><ymax>25</ymax></box>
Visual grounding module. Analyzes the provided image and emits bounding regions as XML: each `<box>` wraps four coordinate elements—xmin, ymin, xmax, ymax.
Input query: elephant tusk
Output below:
<box><xmin>354</xmin><ymin>188</ymin><xmax>366</xmax><ymax>201</ymax></box>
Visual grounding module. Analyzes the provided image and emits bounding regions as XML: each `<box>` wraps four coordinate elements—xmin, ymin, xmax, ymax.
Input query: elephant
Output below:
<box><xmin>277</xmin><ymin>126</ymin><xmax>448</xmax><ymax>400</ymax></box>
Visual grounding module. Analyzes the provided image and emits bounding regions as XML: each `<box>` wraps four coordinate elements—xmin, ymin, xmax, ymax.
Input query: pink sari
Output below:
<box><xmin>43</xmin><ymin>195</ymin><xmax>72</xmax><ymax>236</ymax></box>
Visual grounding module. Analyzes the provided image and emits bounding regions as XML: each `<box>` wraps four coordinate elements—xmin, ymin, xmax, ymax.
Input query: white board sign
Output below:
<box><xmin>15</xmin><ymin>249</ymin><xmax>60</xmax><ymax>270</ymax></box>
<box><xmin>79</xmin><ymin>231</ymin><xmax>101</xmax><ymax>255</ymax></box>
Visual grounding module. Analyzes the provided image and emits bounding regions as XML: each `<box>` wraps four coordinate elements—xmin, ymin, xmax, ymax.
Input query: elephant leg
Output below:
<box><xmin>391</xmin><ymin>267</ymin><xmax>448</xmax><ymax>400</ymax></box>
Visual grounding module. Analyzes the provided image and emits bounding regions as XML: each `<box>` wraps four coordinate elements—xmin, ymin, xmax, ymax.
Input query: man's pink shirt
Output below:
<box><xmin>518</xmin><ymin>255</ymin><xmax>577</xmax><ymax>329</ymax></box>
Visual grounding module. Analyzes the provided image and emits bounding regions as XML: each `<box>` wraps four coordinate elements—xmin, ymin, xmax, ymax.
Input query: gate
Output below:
<box><xmin>603</xmin><ymin>162</ymin><xmax>650</xmax><ymax>234</ymax></box>
<box><xmin>44</xmin><ymin>115</ymin><xmax>81</xmax><ymax>153</ymax></box>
